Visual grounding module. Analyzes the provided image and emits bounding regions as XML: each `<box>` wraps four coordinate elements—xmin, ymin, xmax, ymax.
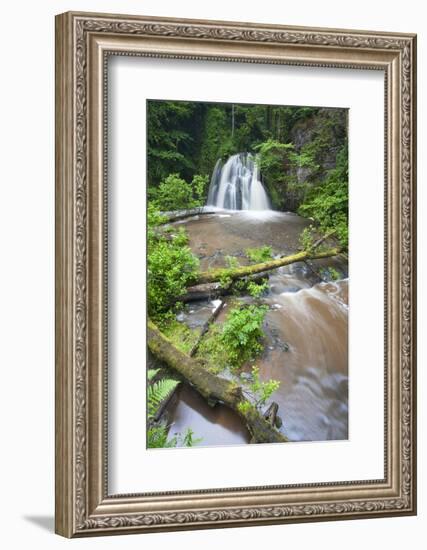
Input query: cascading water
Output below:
<box><xmin>206</xmin><ymin>153</ymin><xmax>271</xmax><ymax>211</ymax></box>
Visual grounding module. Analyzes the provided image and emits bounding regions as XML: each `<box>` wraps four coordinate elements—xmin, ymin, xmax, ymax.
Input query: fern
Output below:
<box><xmin>147</xmin><ymin>378</ymin><xmax>179</xmax><ymax>419</ymax></box>
<box><xmin>147</xmin><ymin>368</ymin><xmax>160</xmax><ymax>382</ymax></box>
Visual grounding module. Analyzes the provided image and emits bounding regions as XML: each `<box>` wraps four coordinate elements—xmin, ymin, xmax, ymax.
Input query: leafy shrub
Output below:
<box><xmin>154</xmin><ymin>173</ymin><xmax>209</xmax><ymax>211</ymax></box>
<box><xmin>245</xmin><ymin>246</ymin><xmax>273</xmax><ymax>264</ymax></box>
<box><xmin>246</xmin><ymin>280</ymin><xmax>269</xmax><ymax>298</ymax></box>
<box><xmin>298</xmin><ymin>145</ymin><xmax>348</xmax><ymax>247</ymax></box>
<box><xmin>254</xmin><ymin>139</ymin><xmax>317</xmax><ymax>210</ymax></box>
<box><xmin>220</xmin><ymin>305</ymin><xmax>268</xmax><ymax>369</ymax></box>
<box><xmin>147</xmin><ymin>207</ymin><xmax>199</xmax><ymax>317</ymax></box>
<box><xmin>299</xmin><ymin>225</ymin><xmax>316</xmax><ymax>252</ymax></box>
<box><xmin>246</xmin><ymin>366</ymin><xmax>280</xmax><ymax>410</ymax></box>
<box><xmin>156</xmin><ymin>174</ymin><xmax>195</xmax><ymax>211</ymax></box>
<box><xmin>191</xmin><ymin>174</ymin><xmax>209</xmax><ymax>205</ymax></box>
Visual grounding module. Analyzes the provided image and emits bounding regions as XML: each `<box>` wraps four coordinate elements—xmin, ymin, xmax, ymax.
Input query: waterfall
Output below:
<box><xmin>206</xmin><ymin>153</ymin><xmax>271</xmax><ymax>211</ymax></box>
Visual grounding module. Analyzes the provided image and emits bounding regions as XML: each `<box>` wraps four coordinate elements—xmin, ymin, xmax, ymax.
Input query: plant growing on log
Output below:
<box><xmin>245</xmin><ymin>246</ymin><xmax>273</xmax><ymax>264</ymax></box>
<box><xmin>157</xmin><ymin>315</ymin><xmax>200</xmax><ymax>355</ymax></box>
<box><xmin>195</xmin><ymin>324</ymin><xmax>229</xmax><ymax>374</ymax></box>
<box><xmin>247</xmin><ymin>279</ymin><xmax>269</xmax><ymax>298</ymax></box>
<box><xmin>242</xmin><ymin>366</ymin><xmax>280</xmax><ymax>411</ymax></box>
<box><xmin>299</xmin><ymin>225</ymin><xmax>316</xmax><ymax>252</ymax></box>
<box><xmin>193</xmin><ymin>246</ymin><xmax>341</xmax><ymax>286</ymax></box>
<box><xmin>147</xmin><ymin>320</ymin><xmax>287</xmax><ymax>443</ymax></box>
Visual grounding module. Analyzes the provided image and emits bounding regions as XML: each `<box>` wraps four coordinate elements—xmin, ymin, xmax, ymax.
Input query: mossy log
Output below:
<box><xmin>180</xmin><ymin>272</ymin><xmax>268</xmax><ymax>303</ymax></box>
<box><xmin>147</xmin><ymin>320</ymin><xmax>287</xmax><ymax>444</ymax></box>
<box><xmin>189</xmin><ymin>300</ymin><xmax>224</xmax><ymax>357</ymax></box>
<box><xmin>192</xmin><ymin>247</ymin><xmax>342</xmax><ymax>285</ymax></box>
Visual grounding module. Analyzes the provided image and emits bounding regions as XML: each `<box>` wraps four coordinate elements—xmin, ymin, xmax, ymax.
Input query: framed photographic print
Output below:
<box><xmin>55</xmin><ymin>11</ymin><xmax>417</xmax><ymax>537</ymax></box>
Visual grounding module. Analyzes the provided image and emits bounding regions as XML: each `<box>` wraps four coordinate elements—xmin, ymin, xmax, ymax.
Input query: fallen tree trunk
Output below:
<box><xmin>147</xmin><ymin>320</ymin><xmax>287</xmax><ymax>444</ymax></box>
<box><xmin>160</xmin><ymin>207</ymin><xmax>218</xmax><ymax>224</ymax></box>
<box><xmin>180</xmin><ymin>272</ymin><xmax>269</xmax><ymax>303</ymax></box>
<box><xmin>189</xmin><ymin>300</ymin><xmax>224</xmax><ymax>357</ymax></box>
<box><xmin>192</xmin><ymin>247</ymin><xmax>342</xmax><ymax>285</ymax></box>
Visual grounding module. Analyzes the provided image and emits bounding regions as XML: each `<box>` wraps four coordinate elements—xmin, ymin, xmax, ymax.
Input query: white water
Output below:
<box><xmin>206</xmin><ymin>153</ymin><xmax>271</xmax><ymax>211</ymax></box>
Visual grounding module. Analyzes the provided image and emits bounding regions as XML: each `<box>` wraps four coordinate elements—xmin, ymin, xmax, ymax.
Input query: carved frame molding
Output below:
<box><xmin>55</xmin><ymin>11</ymin><xmax>416</xmax><ymax>537</ymax></box>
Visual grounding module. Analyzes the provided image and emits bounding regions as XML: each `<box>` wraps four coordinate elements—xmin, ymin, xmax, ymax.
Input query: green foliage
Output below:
<box><xmin>299</xmin><ymin>225</ymin><xmax>316</xmax><ymax>252</ymax></box>
<box><xmin>147</xmin><ymin>101</ymin><xmax>346</xmax><ymax>213</ymax></box>
<box><xmin>245</xmin><ymin>246</ymin><xmax>273</xmax><ymax>264</ymax></box>
<box><xmin>147</xmin><ymin>100</ymin><xmax>198</xmax><ymax>185</ymax></box>
<box><xmin>157</xmin><ymin>315</ymin><xmax>200</xmax><ymax>354</ymax></box>
<box><xmin>244</xmin><ymin>366</ymin><xmax>280</xmax><ymax>411</ymax></box>
<box><xmin>216</xmin><ymin>256</ymin><xmax>241</xmax><ymax>289</ymax></box>
<box><xmin>147</xmin><ymin>377</ymin><xmax>179</xmax><ymax>419</ymax></box>
<box><xmin>246</xmin><ymin>280</ymin><xmax>269</xmax><ymax>298</ymax></box>
<box><xmin>147</xmin><ymin>368</ymin><xmax>160</xmax><ymax>382</ymax></box>
<box><xmin>298</xmin><ymin>145</ymin><xmax>348</xmax><ymax>247</ymax></box>
<box><xmin>255</xmin><ymin>139</ymin><xmax>295</xmax><ymax>170</ymax></box>
<box><xmin>196</xmin><ymin>304</ymin><xmax>268</xmax><ymax>372</ymax></box>
<box><xmin>195</xmin><ymin>324</ymin><xmax>229</xmax><ymax>374</ymax></box>
<box><xmin>329</xmin><ymin>267</ymin><xmax>340</xmax><ymax>281</ymax></box>
<box><xmin>147</xmin><ymin>101</ymin><xmax>347</xmax><ymax>218</ymax></box>
<box><xmin>192</xmin><ymin>174</ymin><xmax>209</xmax><ymax>205</ymax></box>
<box><xmin>146</xmin><ymin>357</ymin><xmax>203</xmax><ymax>449</ymax></box>
<box><xmin>147</xmin><ymin>203</ymin><xmax>167</xmax><ymax>227</ymax></box>
<box><xmin>237</xmin><ymin>401</ymin><xmax>253</xmax><ymax>415</ymax></box>
<box><xmin>152</xmin><ymin>173</ymin><xmax>210</xmax><ymax>212</ymax></box>
<box><xmin>198</xmin><ymin>106</ymin><xmax>236</xmax><ymax>174</ymax></box>
<box><xmin>147</xmin><ymin>206</ymin><xmax>199</xmax><ymax>317</ymax></box>
<box><xmin>319</xmin><ymin>266</ymin><xmax>341</xmax><ymax>281</ymax></box>
<box><xmin>155</xmin><ymin>174</ymin><xmax>194</xmax><ymax>211</ymax></box>
<box><xmin>254</xmin><ymin>139</ymin><xmax>295</xmax><ymax>205</ymax></box>
<box><xmin>180</xmin><ymin>428</ymin><xmax>203</xmax><ymax>447</ymax></box>
<box><xmin>147</xmin><ymin>425</ymin><xmax>202</xmax><ymax>448</ymax></box>
<box><xmin>254</xmin><ymin>139</ymin><xmax>315</xmax><ymax>210</ymax></box>
<box><xmin>147</xmin><ymin>425</ymin><xmax>178</xmax><ymax>448</ymax></box>
<box><xmin>220</xmin><ymin>305</ymin><xmax>268</xmax><ymax>369</ymax></box>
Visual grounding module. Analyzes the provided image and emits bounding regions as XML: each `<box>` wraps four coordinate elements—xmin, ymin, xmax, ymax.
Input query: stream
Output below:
<box><xmin>160</xmin><ymin>209</ymin><xmax>348</xmax><ymax>446</ymax></box>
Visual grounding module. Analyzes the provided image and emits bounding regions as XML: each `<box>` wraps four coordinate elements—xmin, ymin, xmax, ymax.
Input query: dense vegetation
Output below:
<box><xmin>147</xmin><ymin>204</ymin><xmax>199</xmax><ymax>316</ymax></box>
<box><xmin>146</xmin><ymin>99</ymin><xmax>348</xmax><ymax>447</ymax></box>
<box><xmin>147</xmin><ymin>100</ymin><xmax>348</xmax><ymax>246</ymax></box>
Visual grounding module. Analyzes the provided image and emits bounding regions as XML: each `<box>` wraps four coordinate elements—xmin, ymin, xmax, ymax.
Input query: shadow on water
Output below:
<box><xmin>165</xmin><ymin>385</ymin><xmax>251</xmax><ymax>447</ymax></box>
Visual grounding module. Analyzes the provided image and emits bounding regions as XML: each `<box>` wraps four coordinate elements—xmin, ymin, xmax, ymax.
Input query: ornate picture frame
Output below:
<box><xmin>55</xmin><ymin>11</ymin><xmax>417</xmax><ymax>537</ymax></box>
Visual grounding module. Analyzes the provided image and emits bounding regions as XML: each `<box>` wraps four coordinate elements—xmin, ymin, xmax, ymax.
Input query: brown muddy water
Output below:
<box><xmin>162</xmin><ymin>210</ymin><xmax>348</xmax><ymax>446</ymax></box>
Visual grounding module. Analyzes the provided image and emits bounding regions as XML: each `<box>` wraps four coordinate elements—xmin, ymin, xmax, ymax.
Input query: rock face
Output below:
<box><xmin>267</xmin><ymin>108</ymin><xmax>348</xmax><ymax>212</ymax></box>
